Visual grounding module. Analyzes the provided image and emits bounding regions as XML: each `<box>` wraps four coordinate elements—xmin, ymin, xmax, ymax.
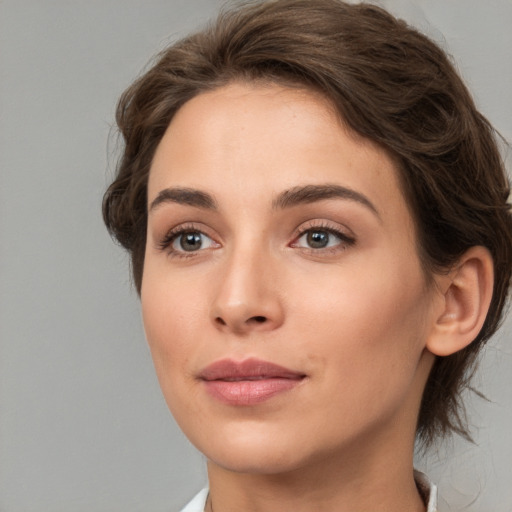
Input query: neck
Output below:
<box><xmin>206</xmin><ymin>432</ymin><xmax>426</xmax><ymax>512</ymax></box>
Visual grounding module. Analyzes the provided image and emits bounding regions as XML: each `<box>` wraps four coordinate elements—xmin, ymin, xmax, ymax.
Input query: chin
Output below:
<box><xmin>193</xmin><ymin>422</ymin><xmax>315</xmax><ymax>475</ymax></box>
<box><xmin>208</xmin><ymin>446</ymin><xmax>308</xmax><ymax>476</ymax></box>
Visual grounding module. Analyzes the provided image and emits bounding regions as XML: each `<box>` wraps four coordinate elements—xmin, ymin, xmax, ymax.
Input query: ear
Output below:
<box><xmin>426</xmin><ymin>246</ymin><xmax>494</xmax><ymax>357</ymax></box>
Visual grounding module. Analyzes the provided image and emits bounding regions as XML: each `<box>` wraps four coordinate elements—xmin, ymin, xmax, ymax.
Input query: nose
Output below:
<box><xmin>210</xmin><ymin>247</ymin><xmax>285</xmax><ymax>335</ymax></box>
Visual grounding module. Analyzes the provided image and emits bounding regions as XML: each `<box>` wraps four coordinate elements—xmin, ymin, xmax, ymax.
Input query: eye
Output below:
<box><xmin>303</xmin><ymin>230</ymin><xmax>335</xmax><ymax>249</ymax></box>
<box><xmin>296</xmin><ymin>229</ymin><xmax>341</xmax><ymax>249</ymax></box>
<box><xmin>171</xmin><ymin>230</ymin><xmax>216</xmax><ymax>253</ymax></box>
<box><xmin>291</xmin><ymin>224</ymin><xmax>355</xmax><ymax>253</ymax></box>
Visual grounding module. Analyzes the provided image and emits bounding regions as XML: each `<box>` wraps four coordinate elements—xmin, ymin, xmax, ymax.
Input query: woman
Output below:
<box><xmin>103</xmin><ymin>1</ymin><xmax>512</xmax><ymax>510</ymax></box>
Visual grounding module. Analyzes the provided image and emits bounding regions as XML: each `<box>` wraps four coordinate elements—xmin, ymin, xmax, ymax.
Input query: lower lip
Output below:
<box><xmin>203</xmin><ymin>377</ymin><xmax>303</xmax><ymax>405</ymax></box>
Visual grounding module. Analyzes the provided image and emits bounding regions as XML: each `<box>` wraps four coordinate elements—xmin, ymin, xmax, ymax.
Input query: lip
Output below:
<box><xmin>199</xmin><ymin>358</ymin><xmax>306</xmax><ymax>406</ymax></box>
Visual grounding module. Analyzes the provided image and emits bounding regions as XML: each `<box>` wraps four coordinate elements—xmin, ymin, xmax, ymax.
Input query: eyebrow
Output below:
<box><xmin>148</xmin><ymin>183</ymin><xmax>379</xmax><ymax>218</ymax></box>
<box><xmin>272</xmin><ymin>184</ymin><xmax>380</xmax><ymax>217</ymax></box>
<box><xmin>149</xmin><ymin>187</ymin><xmax>218</xmax><ymax>212</ymax></box>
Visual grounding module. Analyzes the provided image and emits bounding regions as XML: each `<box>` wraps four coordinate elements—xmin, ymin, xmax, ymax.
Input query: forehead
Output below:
<box><xmin>148</xmin><ymin>82</ymin><xmax>408</xmax><ymax>222</ymax></box>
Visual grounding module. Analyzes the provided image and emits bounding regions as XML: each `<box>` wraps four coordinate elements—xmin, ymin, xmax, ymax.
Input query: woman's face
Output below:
<box><xmin>142</xmin><ymin>83</ymin><xmax>439</xmax><ymax>474</ymax></box>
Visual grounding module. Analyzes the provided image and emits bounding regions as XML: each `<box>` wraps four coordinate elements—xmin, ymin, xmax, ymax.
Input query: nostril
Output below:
<box><xmin>213</xmin><ymin>315</ymin><xmax>269</xmax><ymax>329</ymax></box>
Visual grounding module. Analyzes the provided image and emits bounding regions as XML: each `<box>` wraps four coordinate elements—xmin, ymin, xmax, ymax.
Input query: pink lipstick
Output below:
<box><xmin>199</xmin><ymin>358</ymin><xmax>305</xmax><ymax>405</ymax></box>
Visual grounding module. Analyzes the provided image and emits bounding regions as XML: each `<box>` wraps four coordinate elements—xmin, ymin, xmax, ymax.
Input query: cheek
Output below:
<box><xmin>292</xmin><ymin>255</ymin><xmax>430</xmax><ymax>383</ymax></box>
<box><xmin>141</xmin><ymin>277</ymin><xmax>212</xmax><ymax>427</ymax></box>
<box><xmin>141</xmin><ymin>269</ymin><xmax>207</xmax><ymax>380</ymax></box>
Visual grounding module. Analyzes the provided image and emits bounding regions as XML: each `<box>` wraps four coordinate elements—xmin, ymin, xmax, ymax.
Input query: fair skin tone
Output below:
<box><xmin>141</xmin><ymin>83</ymin><xmax>493</xmax><ymax>512</ymax></box>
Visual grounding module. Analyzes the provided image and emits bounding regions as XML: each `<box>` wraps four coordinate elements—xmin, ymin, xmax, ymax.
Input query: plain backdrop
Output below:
<box><xmin>0</xmin><ymin>1</ymin><xmax>511</xmax><ymax>511</ymax></box>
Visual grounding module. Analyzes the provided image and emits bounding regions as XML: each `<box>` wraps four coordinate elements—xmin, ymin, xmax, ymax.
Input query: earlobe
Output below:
<box><xmin>426</xmin><ymin>246</ymin><xmax>494</xmax><ymax>357</ymax></box>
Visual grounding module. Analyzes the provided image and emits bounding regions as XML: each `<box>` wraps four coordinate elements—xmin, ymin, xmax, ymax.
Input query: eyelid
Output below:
<box><xmin>156</xmin><ymin>222</ymin><xmax>221</xmax><ymax>255</ymax></box>
<box><xmin>290</xmin><ymin>220</ymin><xmax>356</xmax><ymax>251</ymax></box>
<box><xmin>292</xmin><ymin>219</ymin><xmax>355</xmax><ymax>241</ymax></box>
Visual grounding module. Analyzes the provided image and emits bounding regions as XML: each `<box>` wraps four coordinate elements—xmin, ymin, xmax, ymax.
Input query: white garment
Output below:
<box><xmin>415</xmin><ymin>470</ymin><xmax>438</xmax><ymax>512</ymax></box>
<box><xmin>179</xmin><ymin>471</ymin><xmax>438</xmax><ymax>512</ymax></box>
<box><xmin>179</xmin><ymin>488</ymin><xmax>209</xmax><ymax>512</ymax></box>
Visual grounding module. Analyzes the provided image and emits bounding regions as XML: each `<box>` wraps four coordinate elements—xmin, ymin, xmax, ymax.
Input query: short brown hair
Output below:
<box><xmin>103</xmin><ymin>0</ymin><xmax>512</xmax><ymax>446</ymax></box>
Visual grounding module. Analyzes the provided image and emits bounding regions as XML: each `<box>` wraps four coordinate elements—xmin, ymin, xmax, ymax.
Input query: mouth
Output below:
<box><xmin>199</xmin><ymin>358</ymin><xmax>306</xmax><ymax>406</ymax></box>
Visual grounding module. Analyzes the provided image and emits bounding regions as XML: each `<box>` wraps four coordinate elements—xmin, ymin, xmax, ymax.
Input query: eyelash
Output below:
<box><xmin>291</xmin><ymin>222</ymin><xmax>356</xmax><ymax>253</ymax></box>
<box><xmin>158</xmin><ymin>223</ymin><xmax>217</xmax><ymax>259</ymax></box>
<box><xmin>157</xmin><ymin>221</ymin><xmax>356</xmax><ymax>259</ymax></box>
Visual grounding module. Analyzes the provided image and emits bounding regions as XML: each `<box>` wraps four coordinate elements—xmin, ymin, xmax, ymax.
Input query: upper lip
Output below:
<box><xmin>199</xmin><ymin>358</ymin><xmax>305</xmax><ymax>381</ymax></box>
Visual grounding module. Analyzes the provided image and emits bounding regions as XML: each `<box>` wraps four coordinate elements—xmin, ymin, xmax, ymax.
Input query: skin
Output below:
<box><xmin>141</xmin><ymin>83</ymin><xmax>446</xmax><ymax>511</ymax></box>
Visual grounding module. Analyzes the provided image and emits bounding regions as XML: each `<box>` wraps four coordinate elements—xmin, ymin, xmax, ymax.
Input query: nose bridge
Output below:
<box><xmin>211</xmin><ymin>236</ymin><xmax>284</xmax><ymax>333</ymax></box>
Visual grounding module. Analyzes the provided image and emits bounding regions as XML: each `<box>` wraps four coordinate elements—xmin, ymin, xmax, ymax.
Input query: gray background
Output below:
<box><xmin>0</xmin><ymin>1</ymin><xmax>510</xmax><ymax>511</ymax></box>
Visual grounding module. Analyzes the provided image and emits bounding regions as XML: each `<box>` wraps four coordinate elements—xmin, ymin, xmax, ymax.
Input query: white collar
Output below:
<box><xmin>179</xmin><ymin>487</ymin><xmax>209</xmax><ymax>512</ymax></box>
<box><xmin>414</xmin><ymin>470</ymin><xmax>438</xmax><ymax>512</ymax></box>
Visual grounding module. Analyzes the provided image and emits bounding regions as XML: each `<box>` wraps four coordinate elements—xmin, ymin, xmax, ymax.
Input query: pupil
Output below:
<box><xmin>181</xmin><ymin>232</ymin><xmax>202</xmax><ymax>251</ymax></box>
<box><xmin>307</xmin><ymin>231</ymin><xmax>329</xmax><ymax>248</ymax></box>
